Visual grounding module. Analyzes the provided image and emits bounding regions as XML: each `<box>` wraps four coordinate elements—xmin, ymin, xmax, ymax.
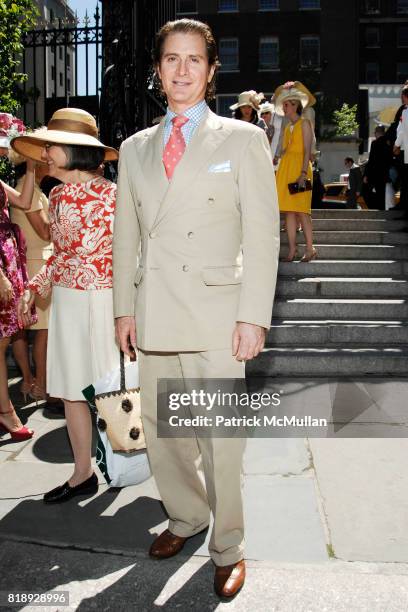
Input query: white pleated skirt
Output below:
<box><xmin>47</xmin><ymin>286</ymin><xmax>120</xmax><ymax>401</ymax></box>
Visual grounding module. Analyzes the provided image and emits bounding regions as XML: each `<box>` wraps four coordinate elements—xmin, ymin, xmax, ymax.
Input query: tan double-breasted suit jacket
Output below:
<box><xmin>113</xmin><ymin>109</ymin><xmax>280</xmax><ymax>351</ymax></box>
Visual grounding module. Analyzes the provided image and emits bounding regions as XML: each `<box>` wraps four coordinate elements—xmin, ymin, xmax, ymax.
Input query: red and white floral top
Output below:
<box><xmin>29</xmin><ymin>177</ymin><xmax>116</xmax><ymax>297</ymax></box>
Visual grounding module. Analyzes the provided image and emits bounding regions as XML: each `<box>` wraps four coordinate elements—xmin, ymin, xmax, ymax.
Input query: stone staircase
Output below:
<box><xmin>249</xmin><ymin>209</ymin><xmax>408</xmax><ymax>377</ymax></box>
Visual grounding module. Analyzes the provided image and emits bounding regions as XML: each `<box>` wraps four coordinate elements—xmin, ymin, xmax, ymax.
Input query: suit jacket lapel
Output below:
<box><xmin>151</xmin><ymin>110</ymin><xmax>232</xmax><ymax>229</ymax></box>
<box><xmin>138</xmin><ymin>119</ymin><xmax>169</xmax><ymax>228</ymax></box>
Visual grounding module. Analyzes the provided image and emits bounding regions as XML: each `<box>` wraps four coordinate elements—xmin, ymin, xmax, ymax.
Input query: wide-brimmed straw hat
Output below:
<box><xmin>274</xmin><ymin>82</ymin><xmax>309</xmax><ymax>115</ymax></box>
<box><xmin>11</xmin><ymin>108</ymin><xmax>118</xmax><ymax>162</ymax></box>
<box><xmin>230</xmin><ymin>91</ymin><xmax>265</xmax><ymax>111</ymax></box>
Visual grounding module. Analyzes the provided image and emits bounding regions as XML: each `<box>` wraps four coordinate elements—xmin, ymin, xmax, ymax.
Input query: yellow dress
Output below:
<box><xmin>276</xmin><ymin>118</ymin><xmax>313</xmax><ymax>214</ymax></box>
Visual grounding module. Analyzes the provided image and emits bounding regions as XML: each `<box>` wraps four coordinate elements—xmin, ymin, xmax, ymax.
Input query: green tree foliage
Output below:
<box><xmin>0</xmin><ymin>0</ymin><xmax>38</xmax><ymax>114</ymax></box>
<box><xmin>332</xmin><ymin>103</ymin><xmax>359</xmax><ymax>137</ymax></box>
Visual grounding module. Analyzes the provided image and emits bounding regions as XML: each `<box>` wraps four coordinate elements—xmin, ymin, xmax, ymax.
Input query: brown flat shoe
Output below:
<box><xmin>214</xmin><ymin>559</ymin><xmax>246</xmax><ymax>599</ymax></box>
<box><xmin>149</xmin><ymin>529</ymin><xmax>187</xmax><ymax>559</ymax></box>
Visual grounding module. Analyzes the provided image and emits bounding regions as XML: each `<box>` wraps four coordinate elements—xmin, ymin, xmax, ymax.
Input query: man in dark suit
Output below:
<box><xmin>344</xmin><ymin>157</ymin><xmax>363</xmax><ymax>209</ymax></box>
<box><xmin>363</xmin><ymin>125</ymin><xmax>392</xmax><ymax>210</ymax></box>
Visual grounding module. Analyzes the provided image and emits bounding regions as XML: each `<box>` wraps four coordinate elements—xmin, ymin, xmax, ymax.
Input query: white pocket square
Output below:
<box><xmin>208</xmin><ymin>161</ymin><xmax>232</xmax><ymax>173</ymax></box>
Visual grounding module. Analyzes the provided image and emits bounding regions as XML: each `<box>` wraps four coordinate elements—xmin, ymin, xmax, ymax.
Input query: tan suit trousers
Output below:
<box><xmin>139</xmin><ymin>348</ymin><xmax>246</xmax><ymax>566</ymax></box>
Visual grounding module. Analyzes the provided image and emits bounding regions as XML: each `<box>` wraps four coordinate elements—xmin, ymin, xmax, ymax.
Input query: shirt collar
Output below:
<box><xmin>165</xmin><ymin>99</ymin><xmax>208</xmax><ymax>127</ymax></box>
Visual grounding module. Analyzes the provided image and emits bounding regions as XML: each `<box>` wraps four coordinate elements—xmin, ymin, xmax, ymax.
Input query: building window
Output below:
<box><xmin>397</xmin><ymin>0</ymin><xmax>408</xmax><ymax>13</ymax></box>
<box><xmin>397</xmin><ymin>62</ymin><xmax>408</xmax><ymax>82</ymax></box>
<box><xmin>259</xmin><ymin>36</ymin><xmax>279</xmax><ymax>70</ymax></box>
<box><xmin>300</xmin><ymin>36</ymin><xmax>320</xmax><ymax>68</ymax></box>
<box><xmin>51</xmin><ymin>66</ymin><xmax>56</xmax><ymax>80</ymax></box>
<box><xmin>259</xmin><ymin>0</ymin><xmax>279</xmax><ymax>9</ymax></box>
<box><xmin>398</xmin><ymin>26</ymin><xmax>408</xmax><ymax>47</ymax></box>
<box><xmin>176</xmin><ymin>0</ymin><xmax>197</xmax><ymax>13</ymax></box>
<box><xmin>365</xmin><ymin>0</ymin><xmax>380</xmax><ymax>13</ymax></box>
<box><xmin>218</xmin><ymin>0</ymin><xmax>238</xmax><ymax>12</ymax></box>
<box><xmin>59</xmin><ymin>72</ymin><xmax>63</xmax><ymax>86</ymax></box>
<box><xmin>67</xmin><ymin>78</ymin><xmax>71</xmax><ymax>93</ymax></box>
<box><xmin>219</xmin><ymin>38</ymin><xmax>239</xmax><ymax>71</ymax></box>
<box><xmin>366</xmin><ymin>27</ymin><xmax>380</xmax><ymax>47</ymax></box>
<box><xmin>217</xmin><ymin>95</ymin><xmax>237</xmax><ymax>117</ymax></box>
<box><xmin>59</xmin><ymin>47</ymin><xmax>63</xmax><ymax>60</ymax></box>
<box><xmin>299</xmin><ymin>0</ymin><xmax>320</xmax><ymax>9</ymax></box>
<box><xmin>67</xmin><ymin>53</ymin><xmax>71</xmax><ymax>67</ymax></box>
<box><xmin>365</xmin><ymin>62</ymin><xmax>379</xmax><ymax>83</ymax></box>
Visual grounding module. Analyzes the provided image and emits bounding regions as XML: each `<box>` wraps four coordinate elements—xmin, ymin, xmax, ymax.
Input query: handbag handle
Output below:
<box><xmin>119</xmin><ymin>350</ymin><xmax>136</xmax><ymax>392</ymax></box>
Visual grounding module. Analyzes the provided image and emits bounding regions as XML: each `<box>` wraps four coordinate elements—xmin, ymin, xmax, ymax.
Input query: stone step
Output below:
<box><xmin>279</xmin><ymin>231</ymin><xmax>408</xmax><ymax>245</ymax></box>
<box><xmin>278</xmin><ymin>260</ymin><xmax>407</xmax><ymax>277</ymax></box>
<box><xmin>248</xmin><ymin>347</ymin><xmax>408</xmax><ymax>377</ymax></box>
<box><xmin>275</xmin><ymin>278</ymin><xmax>408</xmax><ymax>298</ymax></box>
<box><xmin>267</xmin><ymin>321</ymin><xmax>408</xmax><ymax>345</ymax></box>
<box><xmin>272</xmin><ymin>299</ymin><xmax>408</xmax><ymax>320</ymax></box>
<box><xmin>310</xmin><ymin>209</ymin><xmax>405</xmax><ymax>219</ymax></box>
<box><xmin>309</xmin><ymin>219</ymin><xmax>407</xmax><ymax>231</ymax></box>
<box><xmin>279</xmin><ymin>244</ymin><xmax>408</xmax><ymax>260</ymax></box>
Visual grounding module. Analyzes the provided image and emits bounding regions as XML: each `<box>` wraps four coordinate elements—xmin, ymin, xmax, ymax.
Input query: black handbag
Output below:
<box><xmin>288</xmin><ymin>180</ymin><xmax>312</xmax><ymax>195</ymax></box>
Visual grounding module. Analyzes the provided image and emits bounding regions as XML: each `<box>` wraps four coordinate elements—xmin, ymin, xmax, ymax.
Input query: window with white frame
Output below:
<box><xmin>259</xmin><ymin>0</ymin><xmax>279</xmax><ymax>10</ymax></box>
<box><xmin>397</xmin><ymin>62</ymin><xmax>408</xmax><ymax>82</ymax></box>
<box><xmin>219</xmin><ymin>38</ymin><xmax>239</xmax><ymax>71</ymax></box>
<box><xmin>218</xmin><ymin>0</ymin><xmax>238</xmax><ymax>11</ymax></box>
<box><xmin>300</xmin><ymin>36</ymin><xmax>320</xmax><ymax>67</ymax></box>
<box><xmin>176</xmin><ymin>0</ymin><xmax>198</xmax><ymax>13</ymax></box>
<box><xmin>398</xmin><ymin>26</ymin><xmax>408</xmax><ymax>47</ymax></box>
<box><xmin>217</xmin><ymin>95</ymin><xmax>237</xmax><ymax>117</ymax></box>
<box><xmin>397</xmin><ymin>0</ymin><xmax>408</xmax><ymax>13</ymax></box>
<box><xmin>259</xmin><ymin>36</ymin><xmax>279</xmax><ymax>70</ymax></box>
<box><xmin>299</xmin><ymin>0</ymin><xmax>320</xmax><ymax>9</ymax></box>
<box><xmin>365</xmin><ymin>62</ymin><xmax>379</xmax><ymax>83</ymax></box>
<box><xmin>366</xmin><ymin>27</ymin><xmax>380</xmax><ymax>47</ymax></box>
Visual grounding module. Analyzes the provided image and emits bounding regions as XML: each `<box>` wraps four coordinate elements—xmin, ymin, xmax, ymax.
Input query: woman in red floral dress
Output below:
<box><xmin>0</xmin><ymin>144</ymin><xmax>37</xmax><ymax>441</ymax></box>
<box><xmin>13</xmin><ymin>108</ymin><xmax>119</xmax><ymax>503</ymax></box>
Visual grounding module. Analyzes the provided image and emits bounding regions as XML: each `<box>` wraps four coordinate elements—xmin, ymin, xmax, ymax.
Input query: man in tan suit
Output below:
<box><xmin>113</xmin><ymin>19</ymin><xmax>279</xmax><ymax>598</ymax></box>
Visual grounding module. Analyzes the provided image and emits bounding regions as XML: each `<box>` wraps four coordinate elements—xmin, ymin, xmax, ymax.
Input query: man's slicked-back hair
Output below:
<box><xmin>152</xmin><ymin>18</ymin><xmax>220</xmax><ymax>101</ymax></box>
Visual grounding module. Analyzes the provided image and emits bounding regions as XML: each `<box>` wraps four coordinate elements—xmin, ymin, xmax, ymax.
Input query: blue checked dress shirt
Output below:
<box><xmin>163</xmin><ymin>100</ymin><xmax>208</xmax><ymax>149</ymax></box>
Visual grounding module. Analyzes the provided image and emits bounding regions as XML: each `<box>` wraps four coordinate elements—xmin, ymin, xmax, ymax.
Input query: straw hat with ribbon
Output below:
<box><xmin>273</xmin><ymin>81</ymin><xmax>313</xmax><ymax>115</ymax></box>
<box><xmin>230</xmin><ymin>90</ymin><xmax>265</xmax><ymax>111</ymax></box>
<box><xmin>11</xmin><ymin>108</ymin><xmax>118</xmax><ymax>162</ymax></box>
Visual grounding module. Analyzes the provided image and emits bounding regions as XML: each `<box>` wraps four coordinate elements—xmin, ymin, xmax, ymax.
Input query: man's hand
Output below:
<box><xmin>115</xmin><ymin>316</ymin><xmax>137</xmax><ymax>358</ymax></box>
<box><xmin>394</xmin><ymin>145</ymin><xmax>401</xmax><ymax>156</ymax></box>
<box><xmin>363</xmin><ymin>176</ymin><xmax>368</xmax><ymax>184</ymax></box>
<box><xmin>232</xmin><ymin>322</ymin><xmax>266</xmax><ymax>362</ymax></box>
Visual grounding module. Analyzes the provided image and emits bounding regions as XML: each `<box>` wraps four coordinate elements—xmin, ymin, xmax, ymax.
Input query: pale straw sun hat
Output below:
<box><xmin>274</xmin><ymin>81</ymin><xmax>315</xmax><ymax>115</ymax></box>
<box><xmin>11</xmin><ymin>108</ymin><xmax>118</xmax><ymax>162</ymax></box>
<box><xmin>230</xmin><ymin>90</ymin><xmax>265</xmax><ymax>112</ymax></box>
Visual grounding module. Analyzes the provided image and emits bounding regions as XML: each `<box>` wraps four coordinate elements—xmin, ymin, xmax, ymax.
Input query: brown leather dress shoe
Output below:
<box><xmin>214</xmin><ymin>559</ymin><xmax>246</xmax><ymax>598</ymax></box>
<box><xmin>149</xmin><ymin>529</ymin><xmax>187</xmax><ymax>559</ymax></box>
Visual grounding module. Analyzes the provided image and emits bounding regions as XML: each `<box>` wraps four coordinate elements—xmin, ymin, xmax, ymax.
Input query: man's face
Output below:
<box><xmin>157</xmin><ymin>32</ymin><xmax>215</xmax><ymax>112</ymax></box>
<box><xmin>345</xmin><ymin>160</ymin><xmax>351</xmax><ymax>169</ymax></box>
<box><xmin>0</xmin><ymin>147</ymin><xmax>8</xmax><ymax>157</ymax></box>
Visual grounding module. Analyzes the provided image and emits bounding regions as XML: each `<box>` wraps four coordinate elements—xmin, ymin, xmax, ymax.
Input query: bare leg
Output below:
<box><xmin>283</xmin><ymin>212</ymin><xmax>298</xmax><ymax>260</ymax></box>
<box><xmin>11</xmin><ymin>331</ymin><xmax>34</xmax><ymax>388</ymax></box>
<box><xmin>33</xmin><ymin>330</ymin><xmax>48</xmax><ymax>391</ymax></box>
<box><xmin>0</xmin><ymin>337</ymin><xmax>24</xmax><ymax>431</ymax></box>
<box><xmin>298</xmin><ymin>213</ymin><xmax>315</xmax><ymax>253</ymax></box>
<box><xmin>63</xmin><ymin>399</ymin><xmax>93</xmax><ymax>486</ymax></box>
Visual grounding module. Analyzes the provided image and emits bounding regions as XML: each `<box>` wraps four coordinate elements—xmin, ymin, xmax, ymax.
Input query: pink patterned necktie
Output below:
<box><xmin>163</xmin><ymin>115</ymin><xmax>189</xmax><ymax>180</ymax></box>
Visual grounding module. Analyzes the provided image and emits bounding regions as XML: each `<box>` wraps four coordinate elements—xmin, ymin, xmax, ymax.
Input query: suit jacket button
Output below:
<box><xmin>182</xmin><ymin>265</ymin><xmax>189</xmax><ymax>272</ymax></box>
<box><xmin>187</xmin><ymin>231</ymin><xmax>194</xmax><ymax>239</ymax></box>
<box><xmin>149</xmin><ymin>231</ymin><xmax>157</xmax><ymax>239</ymax></box>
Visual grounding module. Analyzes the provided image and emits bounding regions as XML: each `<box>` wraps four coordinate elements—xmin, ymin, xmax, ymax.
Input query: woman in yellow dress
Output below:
<box><xmin>275</xmin><ymin>84</ymin><xmax>317</xmax><ymax>262</ymax></box>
